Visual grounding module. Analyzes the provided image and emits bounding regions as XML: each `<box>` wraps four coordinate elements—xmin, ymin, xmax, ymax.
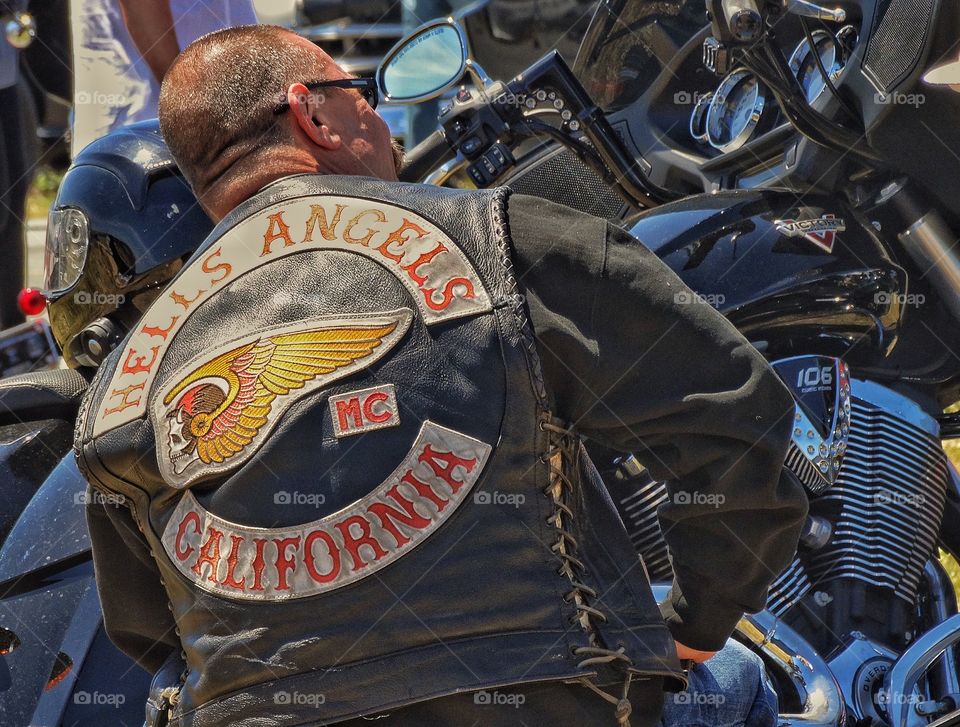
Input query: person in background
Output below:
<box><xmin>401</xmin><ymin>0</ymin><xmax>472</xmax><ymax>145</ymax></box>
<box><xmin>69</xmin><ymin>0</ymin><xmax>259</xmax><ymax>155</ymax></box>
<box><xmin>0</xmin><ymin>1</ymin><xmax>32</xmax><ymax>328</ymax></box>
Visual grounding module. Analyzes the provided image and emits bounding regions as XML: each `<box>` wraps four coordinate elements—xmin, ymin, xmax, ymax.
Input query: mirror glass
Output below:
<box><xmin>380</xmin><ymin>24</ymin><xmax>466</xmax><ymax>102</ymax></box>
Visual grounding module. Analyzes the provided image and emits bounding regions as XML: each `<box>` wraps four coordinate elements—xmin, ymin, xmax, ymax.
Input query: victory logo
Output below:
<box><xmin>775</xmin><ymin>214</ymin><xmax>846</xmax><ymax>253</ymax></box>
<box><xmin>153</xmin><ymin>310</ymin><xmax>412</xmax><ymax>488</ymax></box>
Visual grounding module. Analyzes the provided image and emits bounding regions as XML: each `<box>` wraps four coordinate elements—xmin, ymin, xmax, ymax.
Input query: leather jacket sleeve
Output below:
<box><xmin>86</xmin><ymin>497</ymin><xmax>179</xmax><ymax>672</ymax></box>
<box><xmin>506</xmin><ymin>194</ymin><xmax>809</xmax><ymax>652</ymax></box>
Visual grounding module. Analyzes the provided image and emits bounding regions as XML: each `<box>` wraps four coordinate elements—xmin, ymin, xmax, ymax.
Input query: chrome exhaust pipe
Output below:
<box><xmin>652</xmin><ymin>584</ymin><xmax>846</xmax><ymax>726</ymax></box>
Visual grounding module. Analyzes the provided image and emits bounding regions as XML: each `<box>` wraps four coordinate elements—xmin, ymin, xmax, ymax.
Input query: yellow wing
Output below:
<box><xmin>165</xmin><ymin>321</ymin><xmax>400</xmax><ymax>465</ymax></box>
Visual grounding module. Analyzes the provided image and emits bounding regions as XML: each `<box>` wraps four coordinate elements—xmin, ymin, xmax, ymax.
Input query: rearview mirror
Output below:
<box><xmin>377</xmin><ymin>21</ymin><xmax>468</xmax><ymax>103</ymax></box>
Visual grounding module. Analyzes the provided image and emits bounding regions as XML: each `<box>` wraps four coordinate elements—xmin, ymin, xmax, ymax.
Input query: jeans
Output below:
<box><xmin>337</xmin><ymin>638</ymin><xmax>776</xmax><ymax>725</ymax></box>
<box><xmin>660</xmin><ymin>639</ymin><xmax>779</xmax><ymax>727</ymax></box>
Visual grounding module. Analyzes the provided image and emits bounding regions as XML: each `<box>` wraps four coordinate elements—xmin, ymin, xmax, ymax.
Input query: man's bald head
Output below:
<box><xmin>158</xmin><ymin>25</ymin><xmax>331</xmax><ymax>199</ymax></box>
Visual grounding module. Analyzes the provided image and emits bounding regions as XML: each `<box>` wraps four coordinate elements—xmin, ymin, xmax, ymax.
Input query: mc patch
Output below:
<box><xmin>329</xmin><ymin>384</ymin><xmax>400</xmax><ymax>438</ymax></box>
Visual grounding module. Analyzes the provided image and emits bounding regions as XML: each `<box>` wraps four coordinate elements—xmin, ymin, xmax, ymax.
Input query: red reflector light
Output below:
<box><xmin>17</xmin><ymin>288</ymin><xmax>46</xmax><ymax>316</ymax></box>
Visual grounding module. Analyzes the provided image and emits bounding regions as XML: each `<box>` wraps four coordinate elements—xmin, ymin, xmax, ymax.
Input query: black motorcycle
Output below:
<box><xmin>379</xmin><ymin>1</ymin><xmax>960</xmax><ymax>724</ymax></box>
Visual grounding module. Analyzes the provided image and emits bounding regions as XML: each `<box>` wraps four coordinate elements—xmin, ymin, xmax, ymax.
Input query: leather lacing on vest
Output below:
<box><xmin>539</xmin><ymin>415</ymin><xmax>638</xmax><ymax>727</ymax></box>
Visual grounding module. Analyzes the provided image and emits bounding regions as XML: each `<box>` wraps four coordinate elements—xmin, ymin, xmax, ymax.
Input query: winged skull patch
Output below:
<box><xmin>151</xmin><ymin>309</ymin><xmax>413</xmax><ymax>488</ymax></box>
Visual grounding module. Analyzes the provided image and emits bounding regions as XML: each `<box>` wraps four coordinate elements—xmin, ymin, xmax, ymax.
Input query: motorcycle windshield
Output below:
<box><xmin>573</xmin><ymin>0</ymin><xmax>708</xmax><ymax>112</ymax></box>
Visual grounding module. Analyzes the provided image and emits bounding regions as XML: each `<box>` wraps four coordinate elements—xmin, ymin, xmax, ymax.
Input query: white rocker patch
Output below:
<box><xmin>160</xmin><ymin>421</ymin><xmax>492</xmax><ymax>600</ymax></box>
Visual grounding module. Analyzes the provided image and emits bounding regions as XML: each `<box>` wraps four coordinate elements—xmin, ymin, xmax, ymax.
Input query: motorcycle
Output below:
<box><xmin>377</xmin><ymin>1</ymin><xmax>960</xmax><ymax>725</ymax></box>
<box><xmin>4</xmin><ymin>0</ymin><xmax>960</xmax><ymax>724</ymax></box>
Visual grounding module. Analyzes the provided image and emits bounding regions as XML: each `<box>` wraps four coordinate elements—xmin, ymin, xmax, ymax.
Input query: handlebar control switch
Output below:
<box><xmin>703</xmin><ymin>37</ymin><xmax>734</xmax><ymax>75</ymax></box>
<box><xmin>467</xmin><ymin>143</ymin><xmax>515</xmax><ymax>187</ymax></box>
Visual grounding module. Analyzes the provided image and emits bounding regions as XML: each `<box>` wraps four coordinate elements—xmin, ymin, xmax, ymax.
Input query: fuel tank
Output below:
<box><xmin>627</xmin><ymin>189</ymin><xmax>908</xmax><ymax>366</ymax></box>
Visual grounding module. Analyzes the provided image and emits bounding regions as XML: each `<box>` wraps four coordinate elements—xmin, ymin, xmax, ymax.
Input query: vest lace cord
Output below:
<box><xmin>539</xmin><ymin>415</ymin><xmax>636</xmax><ymax>727</ymax></box>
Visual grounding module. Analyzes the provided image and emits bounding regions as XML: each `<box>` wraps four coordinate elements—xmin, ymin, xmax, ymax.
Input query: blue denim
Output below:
<box><xmin>659</xmin><ymin>639</ymin><xmax>778</xmax><ymax>727</ymax></box>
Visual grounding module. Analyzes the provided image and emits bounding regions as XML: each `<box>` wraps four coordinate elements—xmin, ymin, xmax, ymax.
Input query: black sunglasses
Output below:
<box><xmin>273</xmin><ymin>78</ymin><xmax>379</xmax><ymax>115</ymax></box>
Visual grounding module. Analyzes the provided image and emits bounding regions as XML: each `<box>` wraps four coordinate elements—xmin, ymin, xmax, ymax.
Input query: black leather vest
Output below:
<box><xmin>76</xmin><ymin>176</ymin><xmax>683</xmax><ymax>726</ymax></box>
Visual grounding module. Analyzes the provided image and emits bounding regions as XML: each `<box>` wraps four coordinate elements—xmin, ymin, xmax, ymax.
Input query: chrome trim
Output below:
<box><xmin>689</xmin><ymin>92</ymin><xmax>712</xmax><ymax>144</ymax></box>
<box><xmin>786</xmin><ymin>0</ymin><xmax>847</xmax><ymax>23</ymax></box>
<box><xmin>706</xmin><ymin>68</ymin><xmax>767</xmax><ymax>152</ymax></box>
<box><xmin>653</xmin><ymin>583</ymin><xmax>846</xmax><ymax>726</ymax></box>
<box><xmin>924</xmin><ymin>560</ymin><xmax>960</xmax><ymax>702</ymax></box>
<box><xmin>377</xmin><ymin>18</ymin><xmax>469</xmax><ymax>104</ymax></box>
<box><xmin>898</xmin><ymin>210</ymin><xmax>960</xmax><ymax>327</ymax></box>
<box><xmin>423</xmin><ymin>157</ymin><xmax>467</xmax><ymax>187</ymax></box>
<box><xmin>886</xmin><ymin>613</ymin><xmax>960</xmax><ymax>726</ymax></box>
<box><xmin>772</xmin><ymin>355</ymin><xmax>851</xmax><ymax>491</ymax></box>
<box><xmin>787</xmin><ymin>29</ymin><xmax>842</xmax><ymax>103</ymax></box>
<box><xmin>849</xmin><ymin>377</ymin><xmax>940</xmax><ymax>437</ymax></box>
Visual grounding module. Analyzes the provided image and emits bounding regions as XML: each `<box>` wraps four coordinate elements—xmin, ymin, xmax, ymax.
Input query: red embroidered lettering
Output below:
<box><xmin>402</xmin><ymin>241</ymin><xmax>447</xmax><ymax>286</ymax></box>
<box><xmin>221</xmin><ymin>534</ymin><xmax>247</xmax><ymax>590</ymax></box>
<box><xmin>103</xmin><ymin>383</ymin><xmax>145</xmax><ymax>416</ymax></box>
<box><xmin>362</xmin><ymin>392</ymin><xmax>391</xmax><ymax>423</ymax></box>
<box><xmin>400</xmin><ymin>470</ymin><xmax>449</xmax><ymax>512</ymax></box>
<box><xmin>304</xmin><ymin>529</ymin><xmax>341</xmax><ymax>583</ymax></box>
<box><xmin>377</xmin><ymin>218</ymin><xmax>427</xmax><ymax>262</ymax></box>
<box><xmin>262</xmin><ymin>211</ymin><xmax>295</xmax><ymax>256</ymax></box>
<box><xmin>175</xmin><ymin>511</ymin><xmax>201</xmax><ymax>561</ymax></box>
<box><xmin>420</xmin><ymin>445</ymin><xmax>478</xmax><ymax>495</ymax></box>
<box><xmin>169</xmin><ymin>288</ymin><xmax>205</xmax><ymax>310</ymax></box>
<box><xmin>336</xmin><ymin>515</ymin><xmax>388</xmax><ymax>571</ymax></box>
<box><xmin>250</xmin><ymin>538</ymin><xmax>268</xmax><ymax>591</ymax></box>
<box><xmin>422</xmin><ymin>277</ymin><xmax>475</xmax><ymax>312</ymax></box>
<box><xmin>274</xmin><ymin>536</ymin><xmax>301</xmax><ymax>590</ymax></box>
<box><xmin>303</xmin><ymin>203</ymin><xmax>346</xmax><ymax>242</ymax></box>
<box><xmin>367</xmin><ymin>485</ymin><xmax>431</xmax><ymax>548</ymax></box>
<box><xmin>201</xmin><ymin>247</ymin><xmax>232</xmax><ymax>285</ymax></box>
<box><xmin>140</xmin><ymin>315</ymin><xmax>179</xmax><ymax>340</ymax></box>
<box><xmin>191</xmin><ymin>527</ymin><xmax>224</xmax><ymax>584</ymax></box>
<box><xmin>335</xmin><ymin>398</ymin><xmax>363</xmax><ymax>431</ymax></box>
<box><xmin>343</xmin><ymin>209</ymin><xmax>386</xmax><ymax>246</ymax></box>
<box><xmin>121</xmin><ymin>346</ymin><xmax>160</xmax><ymax>375</ymax></box>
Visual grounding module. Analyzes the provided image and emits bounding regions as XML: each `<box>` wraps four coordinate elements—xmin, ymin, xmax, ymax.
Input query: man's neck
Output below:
<box><xmin>205</xmin><ymin>149</ymin><xmax>323</xmax><ymax>221</ymax></box>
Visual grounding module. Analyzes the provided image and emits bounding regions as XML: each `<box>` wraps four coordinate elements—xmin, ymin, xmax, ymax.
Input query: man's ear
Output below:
<box><xmin>286</xmin><ymin>82</ymin><xmax>341</xmax><ymax>150</ymax></box>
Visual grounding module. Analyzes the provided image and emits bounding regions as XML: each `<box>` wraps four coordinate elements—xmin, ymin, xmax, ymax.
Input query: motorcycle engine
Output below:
<box><xmin>604</xmin><ymin>354</ymin><xmax>950</xmax><ymax>720</ymax></box>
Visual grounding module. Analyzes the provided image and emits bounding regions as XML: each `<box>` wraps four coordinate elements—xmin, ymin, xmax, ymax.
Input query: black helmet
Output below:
<box><xmin>44</xmin><ymin>120</ymin><xmax>214</xmax><ymax>369</ymax></box>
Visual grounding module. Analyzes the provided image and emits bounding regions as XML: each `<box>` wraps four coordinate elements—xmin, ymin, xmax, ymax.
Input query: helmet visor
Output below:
<box><xmin>43</xmin><ymin>207</ymin><xmax>90</xmax><ymax>294</ymax></box>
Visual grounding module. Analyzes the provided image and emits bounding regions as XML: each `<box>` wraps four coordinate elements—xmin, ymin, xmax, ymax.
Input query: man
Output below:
<box><xmin>70</xmin><ymin>0</ymin><xmax>258</xmax><ymax>154</ymax></box>
<box><xmin>75</xmin><ymin>25</ymin><xmax>807</xmax><ymax>727</ymax></box>
<box><xmin>0</xmin><ymin>1</ymin><xmax>30</xmax><ymax>328</ymax></box>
